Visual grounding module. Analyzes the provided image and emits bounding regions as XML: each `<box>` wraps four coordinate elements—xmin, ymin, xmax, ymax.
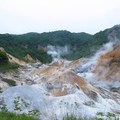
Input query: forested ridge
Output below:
<box><xmin>0</xmin><ymin>25</ymin><xmax>120</xmax><ymax>63</ymax></box>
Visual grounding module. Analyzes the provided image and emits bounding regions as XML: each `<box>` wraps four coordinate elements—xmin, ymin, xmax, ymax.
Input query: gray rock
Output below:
<box><xmin>46</xmin><ymin>83</ymin><xmax>53</xmax><ymax>90</ymax></box>
<box><xmin>110</xmin><ymin>87</ymin><xmax>120</xmax><ymax>93</ymax></box>
<box><xmin>84</xmin><ymin>90</ymin><xmax>98</xmax><ymax>101</ymax></box>
<box><xmin>84</xmin><ymin>101</ymin><xmax>95</xmax><ymax>107</ymax></box>
<box><xmin>53</xmin><ymin>81</ymin><xmax>63</xmax><ymax>89</ymax></box>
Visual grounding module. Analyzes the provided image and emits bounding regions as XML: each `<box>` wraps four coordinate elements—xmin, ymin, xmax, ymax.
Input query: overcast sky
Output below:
<box><xmin>0</xmin><ymin>0</ymin><xmax>120</xmax><ymax>34</ymax></box>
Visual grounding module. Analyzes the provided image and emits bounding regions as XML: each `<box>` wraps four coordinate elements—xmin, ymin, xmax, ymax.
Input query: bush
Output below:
<box><xmin>2</xmin><ymin>78</ymin><xmax>16</xmax><ymax>86</ymax></box>
<box><xmin>0</xmin><ymin>51</ymin><xmax>8</xmax><ymax>64</ymax></box>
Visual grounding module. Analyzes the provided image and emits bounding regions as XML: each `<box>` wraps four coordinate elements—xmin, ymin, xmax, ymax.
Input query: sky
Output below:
<box><xmin>0</xmin><ymin>0</ymin><xmax>120</xmax><ymax>34</ymax></box>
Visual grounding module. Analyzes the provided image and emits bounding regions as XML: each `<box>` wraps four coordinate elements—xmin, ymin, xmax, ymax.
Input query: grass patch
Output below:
<box><xmin>0</xmin><ymin>111</ymin><xmax>37</xmax><ymax>120</ymax></box>
<box><xmin>2</xmin><ymin>78</ymin><xmax>16</xmax><ymax>86</ymax></box>
<box><xmin>63</xmin><ymin>114</ymin><xmax>96</xmax><ymax>120</ymax></box>
<box><xmin>0</xmin><ymin>63</ymin><xmax>20</xmax><ymax>73</ymax></box>
<box><xmin>63</xmin><ymin>112</ymin><xmax>119</xmax><ymax>120</ymax></box>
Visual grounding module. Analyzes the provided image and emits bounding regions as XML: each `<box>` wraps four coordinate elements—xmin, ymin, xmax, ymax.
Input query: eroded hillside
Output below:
<box><xmin>0</xmin><ymin>41</ymin><xmax>120</xmax><ymax>119</ymax></box>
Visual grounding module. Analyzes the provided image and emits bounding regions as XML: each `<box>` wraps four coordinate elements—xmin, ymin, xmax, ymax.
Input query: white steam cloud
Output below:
<box><xmin>77</xmin><ymin>40</ymin><xmax>120</xmax><ymax>88</ymax></box>
<box><xmin>47</xmin><ymin>45</ymin><xmax>69</xmax><ymax>61</ymax></box>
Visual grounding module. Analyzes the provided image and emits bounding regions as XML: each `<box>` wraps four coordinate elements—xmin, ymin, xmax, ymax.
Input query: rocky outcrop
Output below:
<box><xmin>24</xmin><ymin>54</ymin><xmax>36</xmax><ymax>63</ymax></box>
<box><xmin>0</xmin><ymin>47</ymin><xmax>5</xmax><ymax>52</ymax></box>
<box><xmin>31</xmin><ymin>58</ymin><xmax>98</xmax><ymax>97</ymax></box>
<box><xmin>7</xmin><ymin>53</ymin><xmax>26</xmax><ymax>66</ymax></box>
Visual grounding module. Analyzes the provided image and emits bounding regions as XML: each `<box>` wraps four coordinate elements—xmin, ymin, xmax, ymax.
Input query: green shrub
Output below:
<box><xmin>0</xmin><ymin>51</ymin><xmax>8</xmax><ymax>64</ymax></box>
<box><xmin>2</xmin><ymin>78</ymin><xmax>16</xmax><ymax>86</ymax></box>
<box><xmin>13</xmin><ymin>97</ymin><xmax>40</xmax><ymax>118</ymax></box>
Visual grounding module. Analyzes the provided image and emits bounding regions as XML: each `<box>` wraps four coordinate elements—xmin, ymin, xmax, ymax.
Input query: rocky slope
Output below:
<box><xmin>0</xmin><ymin>47</ymin><xmax>26</xmax><ymax>66</ymax></box>
<box><xmin>0</xmin><ymin>42</ymin><xmax>120</xmax><ymax>119</ymax></box>
<box><xmin>93</xmin><ymin>44</ymin><xmax>120</xmax><ymax>82</ymax></box>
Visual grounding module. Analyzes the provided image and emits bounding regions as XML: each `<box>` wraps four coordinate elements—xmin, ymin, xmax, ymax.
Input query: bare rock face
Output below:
<box><xmin>0</xmin><ymin>47</ymin><xmax>5</xmax><ymax>51</ymax></box>
<box><xmin>24</xmin><ymin>54</ymin><xmax>36</xmax><ymax>63</ymax></box>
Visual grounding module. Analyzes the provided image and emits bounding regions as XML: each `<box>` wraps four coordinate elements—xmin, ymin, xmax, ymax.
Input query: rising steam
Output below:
<box><xmin>47</xmin><ymin>45</ymin><xmax>69</xmax><ymax>60</ymax></box>
<box><xmin>77</xmin><ymin>39</ymin><xmax>120</xmax><ymax>88</ymax></box>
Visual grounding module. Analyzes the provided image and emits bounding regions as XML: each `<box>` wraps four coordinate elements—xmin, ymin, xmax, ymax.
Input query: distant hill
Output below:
<box><xmin>0</xmin><ymin>25</ymin><xmax>120</xmax><ymax>63</ymax></box>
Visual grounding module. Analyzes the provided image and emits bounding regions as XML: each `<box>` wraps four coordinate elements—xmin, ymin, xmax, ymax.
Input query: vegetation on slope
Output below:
<box><xmin>0</xmin><ymin>25</ymin><xmax>119</xmax><ymax>63</ymax></box>
<box><xmin>0</xmin><ymin>51</ymin><xmax>19</xmax><ymax>73</ymax></box>
<box><xmin>0</xmin><ymin>63</ymin><xmax>19</xmax><ymax>73</ymax></box>
<box><xmin>2</xmin><ymin>78</ymin><xmax>16</xmax><ymax>86</ymax></box>
<box><xmin>0</xmin><ymin>51</ymin><xmax>8</xmax><ymax>64</ymax></box>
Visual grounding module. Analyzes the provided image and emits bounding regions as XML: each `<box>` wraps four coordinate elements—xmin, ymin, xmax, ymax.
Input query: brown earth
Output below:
<box><xmin>93</xmin><ymin>45</ymin><xmax>120</xmax><ymax>81</ymax></box>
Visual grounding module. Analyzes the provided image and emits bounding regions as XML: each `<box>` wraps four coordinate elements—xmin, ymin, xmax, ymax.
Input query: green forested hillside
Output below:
<box><xmin>0</xmin><ymin>25</ymin><xmax>119</xmax><ymax>63</ymax></box>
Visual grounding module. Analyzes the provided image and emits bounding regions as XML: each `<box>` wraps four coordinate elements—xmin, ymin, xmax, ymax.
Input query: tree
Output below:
<box><xmin>0</xmin><ymin>51</ymin><xmax>8</xmax><ymax>64</ymax></box>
